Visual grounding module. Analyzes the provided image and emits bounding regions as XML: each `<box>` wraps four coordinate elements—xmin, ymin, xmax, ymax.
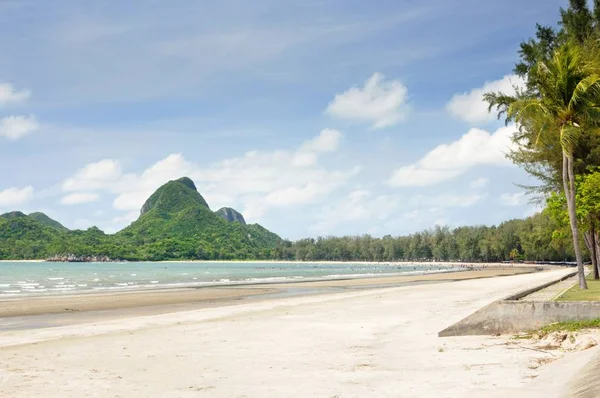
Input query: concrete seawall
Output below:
<box><xmin>438</xmin><ymin>271</ymin><xmax>600</xmax><ymax>337</ymax></box>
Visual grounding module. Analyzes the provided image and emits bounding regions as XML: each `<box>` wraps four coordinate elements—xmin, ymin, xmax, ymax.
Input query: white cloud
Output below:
<box><xmin>413</xmin><ymin>193</ymin><xmax>486</xmax><ymax>209</ymax></box>
<box><xmin>326</xmin><ymin>73</ymin><xmax>409</xmax><ymax>128</ymax></box>
<box><xmin>0</xmin><ymin>186</ymin><xmax>34</xmax><ymax>207</ymax></box>
<box><xmin>0</xmin><ymin>115</ymin><xmax>39</xmax><ymax>140</ymax></box>
<box><xmin>469</xmin><ymin>177</ymin><xmax>489</xmax><ymax>189</ymax></box>
<box><xmin>311</xmin><ymin>190</ymin><xmax>484</xmax><ymax>233</ymax></box>
<box><xmin>217</xmin><ymin>162</ymin><xmax>360</xmax><ymax>221</ymax></box>
<box><xmin>499</xmin><ymin>192</ymin><xmax>528</xmax><ymax>207</ymax></box>
<box><xmin>110</xmin><ymin>211</ymin><xmax>138</xmax><ymax>225</ymax></box>
<box><xmin>387</xmin><ymin>125</ymin><xmax>516</xmax><ymax>187</ymax></box>
<box><xmin>291</xmin><ymin>151</ymin><xmax>318</xmax><ymax>167</ymax></box>
<box><xmin>0</xmin><ymin>83</ymin><xmax>30</xmax><ymax>106</ymax></box>
<box><xmin>60</xmin><ymin>192</ymin><xmax>100</xmax><ymax>205</ymax></box>
<box><xmin>103</xmin><ymin>211</ymin><xmax>139</xmax><ymax>235</ymax></box>
<box><xmin>300</xmin><ymin>128</ymin><xmax>342</xmax><ymax>152</ymax></box>
<box><xmin>434</xmin><ymin>218</ymin><xmax>448</xmax><ymax>226</ymax></box>
<box><xmin>292</xmin><ymin>128</ymin><xmax>342</xmax><ymax>167</ymax></box>
<box><xmin>62</xmin><ymin>159</ymin><xmax>123</xmax><ymax>191</ymax></box>
<box><xmin>261</xmin><ymin>171</ymin><xmax>356</xmax><ymax>207</ymax></box>
<box><xmin>74</xmin><ymin>218</ymin><xmax>93</xmax><ymax>229</ymax></box>
<box><xmin>312</xmin><ymin>189</ymin><xmax>402</xmax><ymax>232</ymax></box>
<box><xmin>62</xmin><ymin>130</ymin><xmax>359</xmax><ymax>224</ymax></box>
<box><xmin>446</xmin><ymin>74</ymin><xmax>525</xmax><ymax>125</ymax></box>
<box><xmin>524</xmin><ymin>204</ymin><xmax>543</xmax><ymax>217</ymax></box>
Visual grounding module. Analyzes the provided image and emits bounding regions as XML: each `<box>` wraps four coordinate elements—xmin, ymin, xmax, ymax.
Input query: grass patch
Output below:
<box><xmin>536</xmin><ymin>319</ymin><xmax>600</xmax><ymax>337</ymax></box>
<box><xmin>556</xmin><ymin>275</ymin><xmax>600</xmax><ymax>301</ymax></box>
<box><xmin>511</xmin><ymin>333</ymin><xmax>534</xmax><ymax>340</ymax></box>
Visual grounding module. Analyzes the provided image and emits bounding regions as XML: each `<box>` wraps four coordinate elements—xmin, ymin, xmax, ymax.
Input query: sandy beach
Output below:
<box><xmin>0</xmin><ymin>267</ymin><xmax>577</xmax><ymax>397</ymax></box>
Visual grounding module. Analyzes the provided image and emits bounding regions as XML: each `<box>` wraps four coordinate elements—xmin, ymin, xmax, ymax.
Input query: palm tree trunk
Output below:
<box><xmin>596</xmin><ymin>230</ymin><xmax>600</xmax><ymax>279</ymax></box>
<box><xmin>563</xmin><ymin>151</ymin><xmax>588</xmax><ymax>289</ymax></box>
<box><xmin>592</xmin><ymin>225</ymin><xmax>599</xmax><ymax>280</ymax></box>
<box><xmin>584</xmin><ymin>227</ymin><xmax>599</xmax><ymax>280</ymax></box>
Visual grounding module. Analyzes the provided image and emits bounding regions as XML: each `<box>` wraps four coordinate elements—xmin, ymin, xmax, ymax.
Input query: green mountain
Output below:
<box><xmin>140</xmin><ymin>177</ymin><xmax>209</xmax><ymax>215</ymax></box>
<box><xmin>117</xmin><ymin>177</ymin><xmax>281</xmax><ymax>260</ymax></box>
<box><xmin>0</xmin><ymin>177</ymin><xmax>282</xmax><ymax>261</ymax></box>
<box><xmin>28</xmin><ymin>212</ymin><xmax>69</xmax><ymax>232</ymax></box>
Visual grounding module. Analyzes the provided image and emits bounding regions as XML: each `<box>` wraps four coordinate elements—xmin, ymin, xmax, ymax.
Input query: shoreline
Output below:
<box><xmin>0</xmin><ymin>266</ymin><xmax>468</xmax><ymax>300</ymax></box>
<box><xmin>0</xmin><ymin>266</ymin><xmax>538</xmax><ymax>325</ymax></box>
<box><xmin>0</xmin><ymin>259</ymin><xmax>564</xmax><ymax>267</ymax></box>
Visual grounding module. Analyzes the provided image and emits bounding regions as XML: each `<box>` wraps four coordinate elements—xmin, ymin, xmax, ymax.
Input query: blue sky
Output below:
<box><xmin>0</xmin><ymin>0</ymin><xmax>567</xmax><ymax>239</ymax></box>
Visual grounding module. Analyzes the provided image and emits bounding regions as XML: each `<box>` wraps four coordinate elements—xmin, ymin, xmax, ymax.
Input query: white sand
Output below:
<box><xmin>0</xmin><ymin>268</ymin><xmax>575</xmax><ymax>397</ymax></box>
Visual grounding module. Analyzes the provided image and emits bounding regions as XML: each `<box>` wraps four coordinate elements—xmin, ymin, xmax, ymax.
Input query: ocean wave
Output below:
<box><xmin>242</xmin><ymin>277</ymin><xmax>289</xmax><ymax>282</ymax></box>
<box><xmin>91</xmin><ymin>285</ymin><xmax>141</xmax><ymax>291</ymax></box>
<box><xmin>17</xmin><ymin>282</ymin><xmax>40</xmax><ymax>286</ymax></box>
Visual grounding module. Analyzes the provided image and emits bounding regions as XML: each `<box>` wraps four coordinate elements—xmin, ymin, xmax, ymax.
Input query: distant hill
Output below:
<box><xmin>28</xmin><ymin>212</ymin><xmax>69</xmax><ymax>232</ymax></box>
<box><xmin>0</xmin><ymin>212</ymin><xmax>68</xmax><ymax>259</ymax></box>
<box><xmin>0</xmin><ymin>211</ymin><xmax>28</xmax><ymax>219</ymax></box>
<box><xmin>215</xmin><ymin>207</ymin><xmax>246</xmax><ymax>225</ymax></box>
<box><xmin>0</xmin><ymin>177</ymin><xmax>282</xmax><ymax>261</ymax></box>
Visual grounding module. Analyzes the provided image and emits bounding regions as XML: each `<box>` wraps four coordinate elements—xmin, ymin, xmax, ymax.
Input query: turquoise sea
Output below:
<box><xmin>0</xmin><ymin>261</ymin><xmax>461</xmax><ymax>297</ymax></box>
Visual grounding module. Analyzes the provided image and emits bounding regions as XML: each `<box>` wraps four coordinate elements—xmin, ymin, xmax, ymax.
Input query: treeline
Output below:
<box><xmin>271</xmin><ymin>213</ymin><xmax>575</xmax><ymax>263</ymax></box>
<box><xmin>0</xmin><ymin>208</ymin><xmax>577</xmax><ymax>263</ymax></box>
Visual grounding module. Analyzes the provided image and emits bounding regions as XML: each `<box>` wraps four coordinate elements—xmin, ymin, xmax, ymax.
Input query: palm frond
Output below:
<box><xmin>569</xmin><ymin>74</ymin><xmax>600</xmax><ymax>110</ymax></box>
<box><xmin>560</xmin><ymin>123</ymin><xmax>582</xmax><ymax>155</ymax></box>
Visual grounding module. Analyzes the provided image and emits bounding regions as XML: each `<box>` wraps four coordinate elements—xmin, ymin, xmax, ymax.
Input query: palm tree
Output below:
<box><xmin>487</xmin><ymin>43</ymin><xmax>600</xmax><ymax>289</ymax></box>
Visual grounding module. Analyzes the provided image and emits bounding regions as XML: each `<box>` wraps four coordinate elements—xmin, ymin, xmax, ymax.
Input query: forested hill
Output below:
<box><xmin>0</xmin><ymin>178</ymin><xmax>576</xmax><ymax>262</ymax></box>
<box><xmin>0</xmin><ymin>177</ymin><xmax>282</xmax><ymax>260</ymax></box>
<box><xmin>272</xmin><ymin>212</ymin><xmax>575</xmax><ymax>263</ymax></box>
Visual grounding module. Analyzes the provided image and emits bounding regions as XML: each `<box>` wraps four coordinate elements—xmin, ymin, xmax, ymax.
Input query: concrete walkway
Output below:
<box><xmin>522</xmin><ymin>273</ymin><xmax>578</xmax><ymax>301</ymax></box>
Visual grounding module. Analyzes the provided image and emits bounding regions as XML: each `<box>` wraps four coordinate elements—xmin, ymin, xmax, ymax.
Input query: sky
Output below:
<box><xmin>0</xmin><ymin>0</ymin><xmax>569</xmax><ymax>239</ymax></box>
